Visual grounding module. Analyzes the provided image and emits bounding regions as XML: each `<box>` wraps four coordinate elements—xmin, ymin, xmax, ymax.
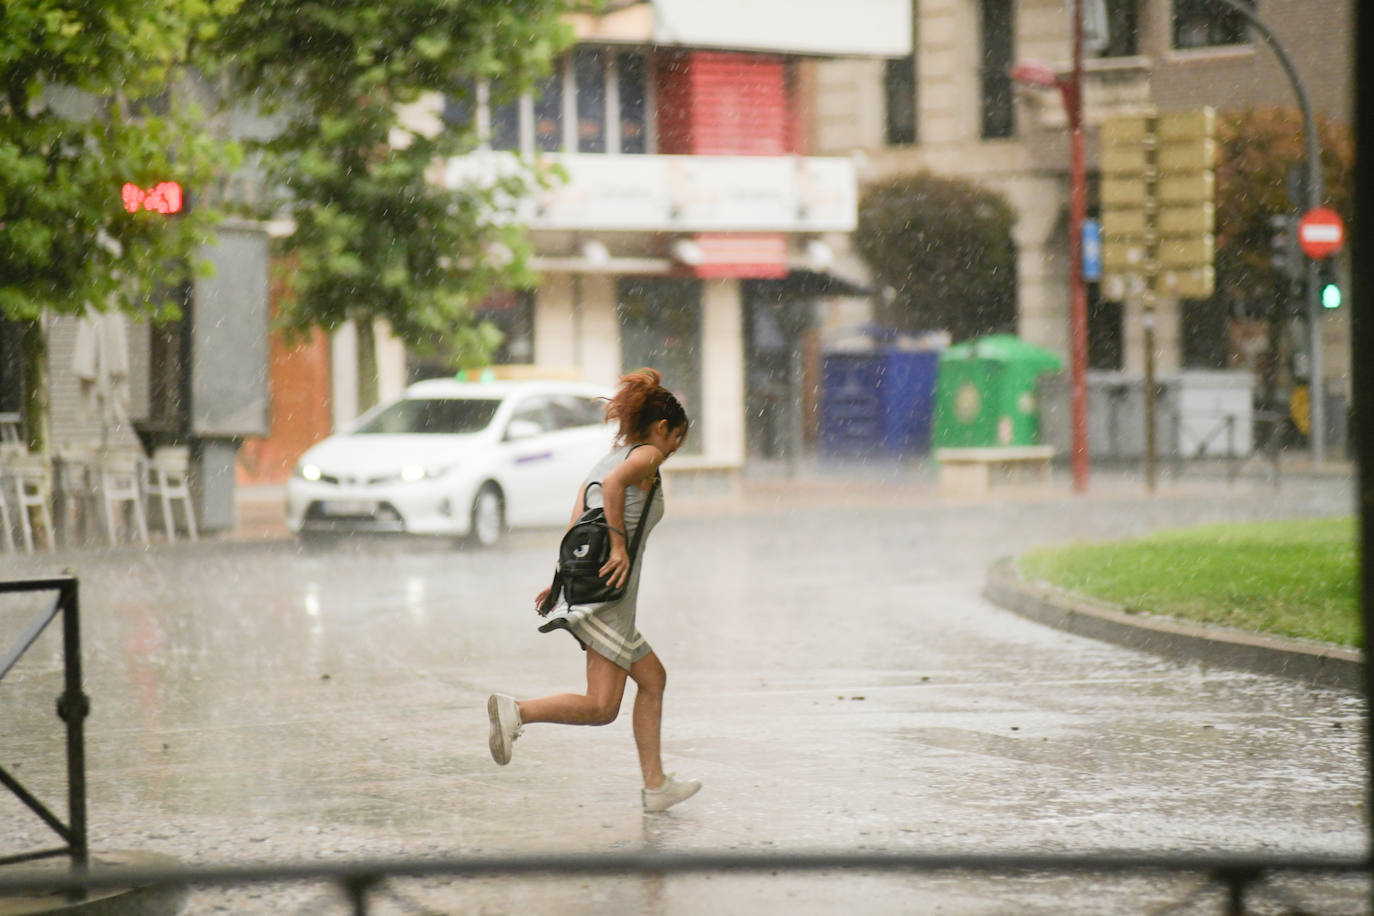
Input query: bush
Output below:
<box><xmin>853</xmin><ymin>172</ymin><xmax>1018</xmax><ymax>341</ymax></box>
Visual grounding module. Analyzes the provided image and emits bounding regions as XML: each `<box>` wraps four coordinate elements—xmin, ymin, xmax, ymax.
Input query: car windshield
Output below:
<box><xmin>352</xmin><ymin>398</ymin><xmax>501</xmax><ymax>435</ymax></box>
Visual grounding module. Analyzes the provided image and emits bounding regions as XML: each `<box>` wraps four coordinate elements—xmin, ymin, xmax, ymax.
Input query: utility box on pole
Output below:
<box><xmin>1100</xmin><ymin>114</ymin><xmax>1156</xmax><ymax>304</ymax></box>
<box><xmin>1154</xmin><ymin>108</ymin><xmax>1216</xmax><ymax>300</ymax></box>
<box><xmin>1098</xmin><ymin>108</ymin><xmax>1217</xmax><ymax>490</ymax></box>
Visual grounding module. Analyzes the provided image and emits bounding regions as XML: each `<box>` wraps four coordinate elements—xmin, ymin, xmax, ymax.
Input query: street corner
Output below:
<box><xmin>983</xmin><ymin>555</ymin><xmax>1364</xmax><ymax>692</ymax></box>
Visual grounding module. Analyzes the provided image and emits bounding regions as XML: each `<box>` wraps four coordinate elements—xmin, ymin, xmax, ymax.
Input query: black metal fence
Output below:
<box><xmin>0</xmin><ymin>849</ymin><xmax>1366</xmax><ymax>916</ymax></box>
<box><xmin>0</xmin><ymin>576</ymin><xmax>89</xmax><ymax>876</ymax></box>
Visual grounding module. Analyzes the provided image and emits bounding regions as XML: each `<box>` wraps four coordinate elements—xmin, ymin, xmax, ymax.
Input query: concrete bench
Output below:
<box><xmin>936</xmin><ymin>445</ymin><xmax>1055</xmax><ymax>496</ymax></box>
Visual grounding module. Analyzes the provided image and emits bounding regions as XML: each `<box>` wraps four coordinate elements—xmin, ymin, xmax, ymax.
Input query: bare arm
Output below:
<box><xmin>598</xmin><ymin>445</ymin><xmax>663</xmax><ymax>589</ymax></box>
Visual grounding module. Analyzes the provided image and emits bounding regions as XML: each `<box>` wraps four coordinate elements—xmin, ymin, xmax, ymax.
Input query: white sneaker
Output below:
<box><xmin>487</xmin><ymin>694</ymin><xmax>522</xmax><ymax>765</ymax></box>
<box><xmin>642</xmin><ymin>774</ymin><xmax>701</xmax><ymax>812</ymax></box>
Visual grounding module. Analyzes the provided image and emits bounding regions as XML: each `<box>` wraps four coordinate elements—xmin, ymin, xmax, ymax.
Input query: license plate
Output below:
<box><xmin>320</xmin><ymin>500</ymin><xmax>376</xmax><ymax>517</ymax></box>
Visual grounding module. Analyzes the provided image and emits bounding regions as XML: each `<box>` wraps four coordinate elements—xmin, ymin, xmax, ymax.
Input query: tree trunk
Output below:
<box><xmin>19</xmin><ymin>318</ymin><xmax>50</xmax><ymax>455</ymax></box>
<box><xmin>355</xmin><ymin>317</ymin><xmax>379</xmax><ymax>412</ymax></box>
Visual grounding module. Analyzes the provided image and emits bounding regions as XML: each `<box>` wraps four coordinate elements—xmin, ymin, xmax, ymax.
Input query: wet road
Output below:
<box><xmin>0</xmin><ymin>472</ymin><xmax>1367</xmax><ymax>913</ymax></box>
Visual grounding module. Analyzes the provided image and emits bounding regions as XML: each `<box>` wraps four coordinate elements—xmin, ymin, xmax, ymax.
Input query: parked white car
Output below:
<box><xmin>286</xmin><ymin>378</ymin><xmax>616</xmax><ymax>546</ymax></box>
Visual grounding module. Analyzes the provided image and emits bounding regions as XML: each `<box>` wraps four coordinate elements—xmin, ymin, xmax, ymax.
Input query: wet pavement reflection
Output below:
<box><xmin>0</xmin><ymin>473</ymin><xmax>1367</xmax><ymax>913</ymax></box>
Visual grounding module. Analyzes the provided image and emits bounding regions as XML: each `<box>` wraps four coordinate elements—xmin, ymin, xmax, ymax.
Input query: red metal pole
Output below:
<box><xmin>1066</xmin><ymin>0</ymin><xmax>1090</xmax><ymax>492</ymax></box>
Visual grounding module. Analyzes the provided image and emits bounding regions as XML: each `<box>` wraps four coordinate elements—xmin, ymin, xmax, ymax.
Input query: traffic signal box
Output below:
<box><xmin>1100</xmin><ymin>108</ymin><xmax>1216</xmax><ymax>302</ymax></box>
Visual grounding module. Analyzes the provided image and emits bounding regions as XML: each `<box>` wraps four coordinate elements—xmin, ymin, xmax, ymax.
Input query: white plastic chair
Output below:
<box><xmin>53</xmin><ymin>447</ymin><xmax>102</xmax><ymax>547</ymax></box>
<box><xmin>8</xmin><ymin>453</ymin><xmax>56</xmax><ymax>552</ymax></box>
<box><xmin>97</xmin><ymin>451</ymin><xmax>149</xmax><ymax>545</ymax></box>
<box><xmin>0</xmin><ymin>463</ymin><xmax>15</xmax><ymax>553</ymax></box>
<box><xmin>0</xmin><ymin>412</ymin><xmax>22</xmax><ymax>447</ymax></box>
<box><xmin>145</xmin><ymin>446</ymin><xmax>197</xmax><ymax>542</ymax></box>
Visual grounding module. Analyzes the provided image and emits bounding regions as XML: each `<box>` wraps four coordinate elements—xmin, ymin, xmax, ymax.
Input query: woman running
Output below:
<box><xmin>487</xmin><ymin>368</ymin><xmax>701</xmax><ymax>813</ymax></box>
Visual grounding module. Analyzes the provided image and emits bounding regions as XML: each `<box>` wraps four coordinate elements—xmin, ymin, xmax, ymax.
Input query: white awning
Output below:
<box><xmin>574</xmin><ymin>0</ymin><xmax>912</xmax><ymax>57</ymax></box>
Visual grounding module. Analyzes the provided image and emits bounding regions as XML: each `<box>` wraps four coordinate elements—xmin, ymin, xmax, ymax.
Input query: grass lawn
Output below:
<box><xmin>1017</xmin><ymin>517</ymin><xmax>1360</xmax><ymax>648</ymax></box>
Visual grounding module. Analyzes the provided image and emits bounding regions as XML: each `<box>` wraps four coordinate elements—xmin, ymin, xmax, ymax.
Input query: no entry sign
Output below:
<box><xmin>1297</xmin><ymin>207</ymin><xmax>1346</xmax><ymax>260</ymax></box>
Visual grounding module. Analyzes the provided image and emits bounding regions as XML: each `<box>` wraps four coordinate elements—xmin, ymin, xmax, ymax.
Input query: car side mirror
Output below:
<box><xmin>505</xmin><ymin>419</ymin><xmax>542</xmax><ymax>441</ymax></box>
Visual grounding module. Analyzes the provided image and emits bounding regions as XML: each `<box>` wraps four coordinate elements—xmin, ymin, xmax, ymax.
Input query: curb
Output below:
<box><xmin>984</xmin><ymin>557</ymin><xmax>1364</xmax><ymax>692</ymax></box>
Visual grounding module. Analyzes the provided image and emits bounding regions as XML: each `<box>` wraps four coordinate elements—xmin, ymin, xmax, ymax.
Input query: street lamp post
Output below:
<box><xmin>1010</xmin><ymin>0</ymin><xmax>1090</xmax><ymax>493</ymax></box>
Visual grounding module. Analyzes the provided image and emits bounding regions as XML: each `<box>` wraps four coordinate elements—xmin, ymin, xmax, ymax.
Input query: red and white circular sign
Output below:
<box><xmin>1297</xmin><ymin>207</ymin><xmax>1346</xmax><ymax>260</ymax></box>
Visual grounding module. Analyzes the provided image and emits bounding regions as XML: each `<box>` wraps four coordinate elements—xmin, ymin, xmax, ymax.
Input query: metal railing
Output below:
<box><xmin>0</xmin><ymin>849</ymin><xmax>1365</xmax><ymax>915</ymax></box>
<box><xmin>0</xmin><ymin>576</ymin><xmax>89</xmax><ymax>877</ymax></box>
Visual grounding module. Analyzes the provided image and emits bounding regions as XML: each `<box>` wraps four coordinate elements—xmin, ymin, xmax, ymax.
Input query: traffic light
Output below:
<box><xmin>1319</xmin><ymin>260</ymin><xmax>1342</xmax><ymax>310</ymax></box>
<box><xmin>1268</xmin><ymin>214</ymin><xmax>1300</xmax><ymax>280</ymax></box>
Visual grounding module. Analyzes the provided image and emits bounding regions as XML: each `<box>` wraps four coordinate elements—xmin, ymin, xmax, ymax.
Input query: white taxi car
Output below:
<box><xmin>286</xmin><ymin>378</ymin><xmax>616</xmax><ymax>546</ymax></box>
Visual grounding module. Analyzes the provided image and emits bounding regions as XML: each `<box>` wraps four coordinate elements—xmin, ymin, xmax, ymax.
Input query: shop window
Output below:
<box><xmin>481</xmin><ymin>290</ymin><xmax>535</xmax><ymax>365</ymax></box>
<box><xmin>980</xmin><ymin>0</ymin><xmax>1015</xmax><ymax>140</ymax></box>
<box><xmin>618</xmin><ymin>52</ymin><xmax>648</xmax><ymax>154</ymax></box>
<box><xmin>884</xmin><ymin>55</ymin><xmax>917</xmax><ymax>146</ymax></box>
<box><xmin>617</xmin><ymin>278</ymin><xmax>702</xmax><ymax>455</ymax></box>
<box><xmin>575</xmin><ymin>49</ymin><xmax>607</xmax><ymax>153</ymax></box>
<box><xmin>1173</xmin><ymin>0</ymin><xmax>1252</xmax><ymax>49</ymax></box>
<box><xmin>533</xmin><ymin>70</ymin><xmax>564</xmax><ymax>152</ymax></box>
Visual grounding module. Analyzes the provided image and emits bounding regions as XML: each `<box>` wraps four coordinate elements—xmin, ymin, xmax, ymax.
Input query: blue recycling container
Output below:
<box><xmin>819</xmin><ymin>342</ymin><xmax>939</xmax><ymax>457</ymax></box>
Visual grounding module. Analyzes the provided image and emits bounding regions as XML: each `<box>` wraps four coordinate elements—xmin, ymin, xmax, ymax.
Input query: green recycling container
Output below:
<box><xmin>933</xmin><ymin>335</ymin><xmax>1064</xmax><ymax>448</ymax></box>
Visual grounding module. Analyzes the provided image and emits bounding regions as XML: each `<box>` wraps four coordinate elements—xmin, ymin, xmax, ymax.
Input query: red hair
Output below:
<box><xmin>606</xmin><ymin>368</ymin><xmax>690</xmax><ymax>445</ymax></box>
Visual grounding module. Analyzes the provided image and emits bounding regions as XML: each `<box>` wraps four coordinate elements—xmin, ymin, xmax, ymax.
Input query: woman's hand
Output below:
<box><xmin>534</xmin><ymin>586</ymin><xmax>552</xmax><ymax>616</ymax></box>
<box><xmin>600</xmin><ymin>545</ymin><xmax>631</xmax><ymax>589</ymax></box>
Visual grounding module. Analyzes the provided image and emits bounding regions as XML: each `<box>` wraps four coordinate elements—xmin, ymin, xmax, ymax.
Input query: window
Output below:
<box><xmin>575</xmin><ymin>49</ymin><xmax>607</xmax><ymax>153</ymax></box>
<box><xmin>441</xmin><ymin>81</ymin><xmax>475</xmax><ymax>129</ymax></box>
<box><xmin>533</xmin><ymin>70</ymin><xmax>564</xmax><ymax>152</ymax></box>
<box><xmin>617</xmin><ymin>52</ymin><xmax>648</xmax><ymax>154</ymax></box>
<box><xmin>1173</xmin><ymin>0</ymin><xmax>1251</xmax><ymax>49</ymax></box>
<box><xmin>489</xmin><ymin>87</ymin><xmax>521</xmax><ymax>151</ymax></box>
<box><xmin>1181</xmin><ymin>299</ymin><xmax>1228</xmax><ymax>368</ymax></box>
<box><xmin>355</xmin><ymin>399</ymin><xmax>501</xmax><ymax>435</ymax></box>
<box><xmin>1096</xmin><ymin>0</ymin><xmax>1140</xmax><ymax>57</ymax></box>
<box><xmin>980</xmin><ymin>0</ymin><xmax>1015</xmax><ymax>140</ymax></box>
<box><xmin>549</xmin><ymin>395</ymin><xmax>607</xmax><ymax>429</ymax></box>
<box><xmin>0</xmin><ymin>314</ymin><xmax>24</xmax><ymax>415</ymax></box>
<box><xmin>507</xmin><ymin>397</ymin><xmax>555</xmax><ymax>435</ymax></box>
<box><xmin>445</xmin><ymin>50</ymin><xmax>650</xmax><ymax>155</ymax></box>
<box><xmin>1087</xmin><ymin>292</ymin><xmax>1122</xmax><ymax>370</ymax></box>
<box><xmin>883</xmin><ymin>56</ymin><xmax>917</xmax><ymax>146</ymax></box>
<box><xmin>478</xmin><ymin>290</ymin><xmax>535</xmax><ymax>365</ymax></box>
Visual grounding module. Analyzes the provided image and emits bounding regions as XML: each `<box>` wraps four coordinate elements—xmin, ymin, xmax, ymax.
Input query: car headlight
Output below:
<box><xmin>381</xmin><ymin>464</ymin><xmax>456</xmax><ymax>484</ymax></box>
<box><xmin>296</xmin><ymin>463</ymin><xmax>322</xmax><ymax>481</ymax></box>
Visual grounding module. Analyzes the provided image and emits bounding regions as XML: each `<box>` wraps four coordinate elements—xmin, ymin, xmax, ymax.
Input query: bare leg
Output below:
<box><xmin>517</xmin><ymin>649</ymin><xmax>628</xmax><ymax>726</ymax></box>
<box><xmin>628</xmin><ymin>652</ymin><xmax>667</xmax><ymax>789</ymax></box>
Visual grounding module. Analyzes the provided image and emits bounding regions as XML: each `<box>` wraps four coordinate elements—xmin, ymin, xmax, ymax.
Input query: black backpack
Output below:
<box><xmin>539</xmin><ymin>474</ymin><xmax>659</xmax><ymax>612</ymax></box>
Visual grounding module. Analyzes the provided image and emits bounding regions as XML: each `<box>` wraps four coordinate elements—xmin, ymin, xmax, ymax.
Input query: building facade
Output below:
<box><xmin>809</xmin><ymin>0</ymin><xmax>1353</xmax><ymax>429</ymax></box>
<box><xmin>312</xmin><ymin>0</ymin><xmax>910</xmax><ymax>489</ymax></box>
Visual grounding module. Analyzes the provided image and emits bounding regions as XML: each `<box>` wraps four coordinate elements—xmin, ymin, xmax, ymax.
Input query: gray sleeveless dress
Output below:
<box><xmin>537</xmin><ymin>444</ymin><xmax>665</xmax><ymax>670</ymax></box>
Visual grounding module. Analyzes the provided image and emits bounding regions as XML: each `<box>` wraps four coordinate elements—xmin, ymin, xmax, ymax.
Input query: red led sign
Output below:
<box><xmin>122</xmin><ymin>182</ymin><xmax>184</xmax><ymax>215</ymax></box>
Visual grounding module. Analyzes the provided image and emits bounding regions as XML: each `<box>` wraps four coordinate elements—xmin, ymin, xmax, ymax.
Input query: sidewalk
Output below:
<box><xmin>227</xmin><ymin>455</ymin><xmax>1358</xmax><ymax>541</ymax></box>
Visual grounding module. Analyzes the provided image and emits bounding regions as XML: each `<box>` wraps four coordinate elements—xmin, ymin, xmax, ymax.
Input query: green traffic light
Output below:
<box><xmin>1322</xmin><ymin>283</ymin><xmax>1342</xmax><ymax>310</ymax></box>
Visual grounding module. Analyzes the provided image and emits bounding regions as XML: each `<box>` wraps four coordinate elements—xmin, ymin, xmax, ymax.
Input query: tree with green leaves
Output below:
<box><xmin>1213</xmin><ymin>107</ymin><xmax>1353</xmax><ymax>424</ymax></box>
<box><xmin>1215</xmin><ymin>106</ymin><xmax>1353</xmax><ymax>306</ymax></box>
<box><xmin>0</xmin><ymin>0</ymin><xmax>232</xmax><ymax>452</ymax></box>
<box><xmin>853</xmin><ymin>172</ymin><xmax>1018</xmax><ymax>342</ymax></box>
<box><xmin>214</xmin><ymin>0</ymin><xmax>577</xmax><ymax>409</ymax></box>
